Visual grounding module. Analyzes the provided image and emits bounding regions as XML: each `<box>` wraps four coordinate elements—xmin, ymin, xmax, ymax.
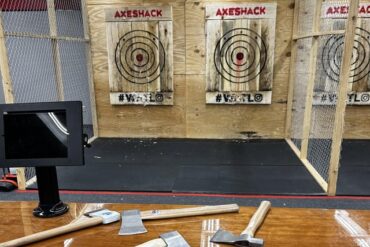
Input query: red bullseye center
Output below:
<box><xmin>136</xmin><ymin>54</ymin><xmax>144</xmax><ymax>62</ymax></box>
<box><xmin>236</xmin><ymin>52</ymin><xmax>244</xmax><ymax>61</ymax></box>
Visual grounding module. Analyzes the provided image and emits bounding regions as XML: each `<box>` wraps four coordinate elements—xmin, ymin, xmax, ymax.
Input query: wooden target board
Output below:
<box><xmin>105</xmin><ymin>6</ymin><xmax>173</xmax><ymax>105</ymax></box>
<box><xmin>313</xmin><ymin>2</ymin><xmax>370</xmax><ymax>105</ymax></box>
<box><xmin>205</xmin><ymin>3</ymin><xmax>277</xmax><ymax>105</ymax></box>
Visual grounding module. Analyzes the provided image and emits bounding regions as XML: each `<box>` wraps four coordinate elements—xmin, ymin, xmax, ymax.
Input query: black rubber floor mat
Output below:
<box><xmin>172</xmin><ymin>165</ymin><xmax>324</xmax><ymax>195</ymax></box>
<box><xmin>28</xmin><ymin>138</ymin><xmax>326</xmax><ymax>194</ymax></box>
<box><xmin>84</xmin><ymin>138</ymin><xmax>302</xmax><ymax>166</ymax></box>
<box><xmin>341</xmin><ymin>140</ymin><xmax>370</xmax><ymax>166</ymax></box>
<box><xmin>337</xmin><ymin>166</ymin><xmax>370</xmax><ymax>195</ymax></box>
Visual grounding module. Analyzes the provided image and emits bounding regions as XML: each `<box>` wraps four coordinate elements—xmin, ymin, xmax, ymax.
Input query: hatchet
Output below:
<box><xmin>0</xmin><ymin>209</ymin><xmax>121</xmax><ymax>247</ymax></box>
<box><xmin>136</xmin><ymin>231</ymin><xmax>190</xmax><ymax>247</ymax></box>
<box><xmin>119</xmin><ymin>204</ymin><xmax>240</xmax><ymax>235</ymax></box>
<box><xmin>0</xmin><ymin>204</ymin><xmax>239</xmax><ymax>246</ymax></box>
<box><xmin>210</xmin><ymin>201</ymin><xmax>271</xmax><ymax>247</ymax></box>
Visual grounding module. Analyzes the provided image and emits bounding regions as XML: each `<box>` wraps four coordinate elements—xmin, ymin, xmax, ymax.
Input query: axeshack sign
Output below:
<box><xmin>206</xmin><ymin>3</ymin><xmax>277</xmax><ymax>20</ymax></box>
<box><xmin>105</xmin><ymin>6</ymin><xmax>172</xmax><ymax>22</ymax></box>
<box><xmin>322</xmin><ymin>3</ymin><xmax>370</xmax><ymax>18</ymax></box>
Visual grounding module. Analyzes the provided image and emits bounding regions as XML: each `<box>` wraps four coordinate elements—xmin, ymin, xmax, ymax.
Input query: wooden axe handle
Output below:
<box><xmin>140</xmin><ymin>204</ymin><xmax>239</xmax><ymax>220</ymax></box>
<box><xmin>135</xmin><ymin>238</ymin><xmax>167</xmax><ymax>247</ymax></box>
<box><xmin>0</xmin><ymin>217</ymin><xmax>103</xmax><ymax>247</ymax></box>
<box><xmin>241</xmin><ymin>201</ymin><xmax>271</xmax><ymax>237</ymax></box>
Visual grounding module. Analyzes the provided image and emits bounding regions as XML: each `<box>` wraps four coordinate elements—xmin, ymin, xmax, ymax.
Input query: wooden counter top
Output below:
<box><xmin>0</xmin><ymin>201</ymin><xmax>369</xmax><ymax>246</ymax></box>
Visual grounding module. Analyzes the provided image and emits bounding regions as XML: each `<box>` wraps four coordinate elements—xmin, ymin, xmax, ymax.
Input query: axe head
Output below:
<box><xmin>160</xmin><ymin>231</ymin><xmax>190</xmax><ymax>247</ymax></box>
<box><xmin>119</xmin><ymin>209</ymin><xmax>147</xmax><ymax>235</ymax></box>
<box><xmin>84</xmin><ymin>208</ymin><xmax>121</xmax><ymax>224</ymax></box>
<box><xmin>210</xmin><ymin>229</ymin><xmax>264</xmax><ymax>247</ymax></box>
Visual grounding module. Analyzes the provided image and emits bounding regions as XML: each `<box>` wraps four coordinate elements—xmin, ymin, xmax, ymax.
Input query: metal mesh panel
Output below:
<box><xmin>1</xmin><ymin>0</ymin><xmax>50</xmax><ymax>35</ymax></box>
<box><xmin>55</xmin><ymin>0</ymin><xmax>84</xmax><ymax>37</ymax></box>
<box><xmin>59</xmin><ymin>40</ymin><xmax>92</xmax><ymax>125</ymax></box>
<box><xmin>5</xmin><ymin>36</ymin><xmax>58</xmax><ymax>187</ymax></box>
<box><xmin>289</xmin><ymin>0</ymin><xmax>316</xmax><ymax>150</ymax></box>
<box><xmin>302</xmin><ymin>1</ymin><xmax>349</xmax><ymax>183</ymax></box>
<box><xmin>6</xmin><ymin>36</ymin><xmax>59</xmax><ymax>103</ymax></box>
<box><xmin>291</xmin><ymin>38</ymin><xmax>312</xmax><ymax>149</ymax></box>
<box><xmin>289</xmin><ymin>0</ymin><xmax>350</xmax><ymax>186</ymax></box>
<box><xmin>1</xmin><ymin>0</ymin><xmax>93</xmax><ymax>188</ymax></box>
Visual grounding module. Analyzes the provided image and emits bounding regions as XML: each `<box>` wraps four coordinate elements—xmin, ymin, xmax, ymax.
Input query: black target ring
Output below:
<box><xmin>214</xmin><ymin>28</ymin><xmax>268</xmax><ymax>84</ymax></box>
<box><xmin>115</xmin><ymin>30</ymin><xmax>165</xmax><ymax>84</ymax></box>
<box><xmin>123</xmin><ymin>41</ymin><xmax>157</xmax><ymax>76</ymax></box>
<box><xmin>322</xmin><ymin>27</ymin><xmax>370</xmax><ymax>83</ymax></box>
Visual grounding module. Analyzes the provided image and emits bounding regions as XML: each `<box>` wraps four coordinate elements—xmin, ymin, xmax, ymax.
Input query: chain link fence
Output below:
<box><xmin>287</xmin><ymin>0</ymin><xmax>359</xmax><ymax>194</ymax></box>
<box><xmin>0</xmin><ymin>0</ymin><xmax>94</xmax><ymax>188</ymax></box>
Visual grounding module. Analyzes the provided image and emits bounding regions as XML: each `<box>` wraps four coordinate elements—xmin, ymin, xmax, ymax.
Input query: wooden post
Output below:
<box><xmin>81</xmin><ymin>0</ymin><xmax>99</xmax><ymax>137</ymax></box>
<box><xmin>300</xmin><ymin>0</ymin><xmax>323</xmax><ymax>159</ymax></box>
<box><xmin>285</xmin><ymin>0</ymin><xmax>300</xmax><ymax>139</ymax></box>
<box><xmin>0</xmin><ymin>11</ymin><xmax>27</xmax><ymax>190</ymax></box>
<box><xmin>327</xmin><ymin>0</ymin><xmax>359</xmax><ymax>196</ymax></box>
<box><xmin>47</xmin><ymin>0</ymin><xmax>64</xmax><ymax>101</ymax></box>
<box><xmin>0</xmin><ymin>11</ymin><xmax>14</xmax><ymax>103</ymax></box>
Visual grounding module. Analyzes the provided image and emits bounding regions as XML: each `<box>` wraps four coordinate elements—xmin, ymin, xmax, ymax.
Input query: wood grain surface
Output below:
<box><xmin>85</xmin><ymin>0</ymin><xmax>370</xmax><ymax>139</ymax></box>
<box><xmin>86</xmin><ymin>0</ymin><xmax>294</xmax><ymax>138</ymax></box>
<box><xmin>0</xmin><ymin>201</ymin><xmax>369</xmax><ymax>246</ymax></box>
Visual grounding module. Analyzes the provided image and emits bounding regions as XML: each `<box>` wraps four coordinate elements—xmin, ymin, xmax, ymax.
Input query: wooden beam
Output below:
<box><xmin>300</xmin><ymin>0</ymin><xmax>323</xmax><ymax>159</ymax></box>
<box><xmin>285</xmin><ymin>0</ymin><xmax>300</xmax><ymax>138</ymax></box>
<box><xmin>47</xmin><ymin>0</ymin><xmax>64</xmax><ymax>101</ymax></box>
<box><xmin>285</xmin><ymin>138</ymin><xmax>301</xmax><ymax>158</ymax></box>
<box><xmin>292</xmin><ymin>30</ymin><xmax>345</xmax><ymax>41</ymax></box>
<box><xmin>81</xmin><ymin>0</ymin><xmax>99</xmax><ymax>137</ymax></box>
<box><xmin>327</xmin><ymin>0</ymin><xmax>359</xmax><ymax>196</ymax></box>
<box><xmin>0</xmin><ymin>11</ymin><xmax>14</xmax><ymax>103</ymax></box>
<box><xmin>286</xmin><ymin>139</ymin><xmax>328</xmax><ymax>192</ymax></box>
<box><xmin>4</xmin><ymin>32</ymin><xmax>88</xmax><ymax>42</ymax></box>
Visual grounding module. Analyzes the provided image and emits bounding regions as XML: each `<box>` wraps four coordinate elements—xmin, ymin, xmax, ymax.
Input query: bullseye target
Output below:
<box><xmin>322</xmin><ymin>27</ymin><xmax>370</xmax><ymax>83</ymax></box>
<box><xmin>114</xmin><ymin>30</ymin><xmax>166</xmax><ymax>84</ymax></box>
<box><xmin>214</xmin><ymin>28</ymin><xmax>268</xmax><ymax>84</ymax></box>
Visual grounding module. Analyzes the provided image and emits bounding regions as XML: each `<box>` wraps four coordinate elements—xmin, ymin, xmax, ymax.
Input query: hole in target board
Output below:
<box><xmin>236</xmin><ymin>52</ymin><xmax>244</xmax><ymax>61</ymax></box>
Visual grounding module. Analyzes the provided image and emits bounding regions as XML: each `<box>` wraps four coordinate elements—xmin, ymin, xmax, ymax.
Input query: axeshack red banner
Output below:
<box><xmin>105</xmin><ymin>6</ymin><xmax>172</xmax><ymax>22</ymax></box>
<box><xmin>206</xmin><ymin>3</ymin><xmax>277</xmax><ymax>20</ymax></box>
<box><xmin>322</xmin><ymin>2</ymin><xmax>370</xmax><ymax>18</ymax></box>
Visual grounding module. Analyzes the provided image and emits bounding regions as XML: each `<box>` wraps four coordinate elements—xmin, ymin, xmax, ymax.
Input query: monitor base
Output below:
<box><xmin>33</xmin><ymin>201</ymin><xmax>69</xmax><ymax>218</ymax></box>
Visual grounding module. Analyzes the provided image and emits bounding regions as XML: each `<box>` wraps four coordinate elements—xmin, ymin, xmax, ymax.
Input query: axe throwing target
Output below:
<box><xmin>114</xmin><ymin>30</ymin><xmax>166</xmax><ymax>85</ymax></box>
<box><xmin>214</xmin><ymin>28</ymin><xmax>268</xmax><ymax>84</ymax></box>
<box><xmin>312</xmin><ymin>2</ymin><xmax>370</xmax><ymax>106</ymax></box>
<box><xmin>105</xmin><ymin>6</ymin><xmax>173</xmax><ymax>105</ymax></box>
<box><xmin>321</xmin><ymin>28</ymin><xmax>370</xmax><ymax>83</ymax></box>
<box><xmin>205</xmin><ymin>3</ymin><xmax>277</xmax><ymax>105</ymax></box>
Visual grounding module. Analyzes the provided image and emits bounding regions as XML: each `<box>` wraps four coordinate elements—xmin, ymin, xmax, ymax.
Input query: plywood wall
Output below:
<box><xmin>87</xmin><ymin>0</ymin><xmax>368</xmax><ymax>139</ymax></box>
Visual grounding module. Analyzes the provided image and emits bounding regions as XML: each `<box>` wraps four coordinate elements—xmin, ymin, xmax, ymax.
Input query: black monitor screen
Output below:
<box><xmin>4</xmin><ymin>110</ymin><xmax>68</xmax><ymax>159</ymax></box>
<box><xmin>0</xmin><ymin>101</ymin><xmax>84</xmax><ymax>167</ymax></box>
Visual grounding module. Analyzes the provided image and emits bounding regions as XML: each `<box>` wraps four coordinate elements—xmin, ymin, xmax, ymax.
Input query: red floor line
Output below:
<box><xmin>16</xmin><ymin>189</ymin><xmax>370</xmax><ymax>200</ymax></box>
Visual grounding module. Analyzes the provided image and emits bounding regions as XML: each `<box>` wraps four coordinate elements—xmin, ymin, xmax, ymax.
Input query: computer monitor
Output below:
<box><xmin>0</xmin><ymin>101</ymin><xmax>85</xmax><ymax>217</ymax></box>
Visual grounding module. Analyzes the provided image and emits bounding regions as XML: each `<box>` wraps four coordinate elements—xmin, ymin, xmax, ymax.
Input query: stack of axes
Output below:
<box><xmin>0</xmin><ymin>201</ymin><xmax>271</xmax><ymax>247</ymax></box>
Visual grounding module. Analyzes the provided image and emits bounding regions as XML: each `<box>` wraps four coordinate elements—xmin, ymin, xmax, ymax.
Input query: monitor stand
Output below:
<box><xmin>33</xmin><ymin>166</ymin><xmax>69</xmax><ymax>218</ymax></box>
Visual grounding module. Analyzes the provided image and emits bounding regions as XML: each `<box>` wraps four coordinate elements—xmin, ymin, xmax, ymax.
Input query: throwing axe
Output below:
<box><xmin>136</xmin><ymin>231</ymin><xmax>190</xmax><ymax>247</ymax></box>
<box><xmin>210</xmin><ymin>201</ymin><xmax>271</xmax><ymax>247</ymax></box>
